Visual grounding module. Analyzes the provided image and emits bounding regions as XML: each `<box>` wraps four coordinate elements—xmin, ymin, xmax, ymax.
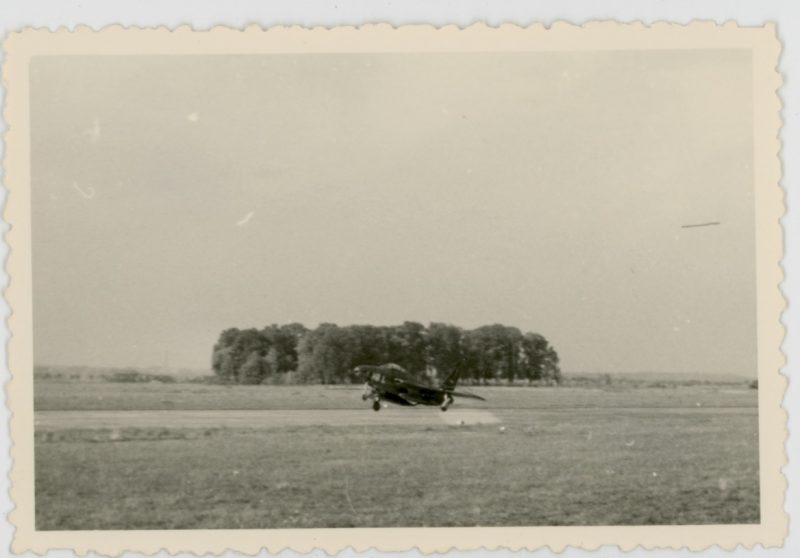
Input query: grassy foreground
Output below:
<box><xmin>34</xmin><ymin>382</ymin><xmax>759</xmax><ymax>529</ymax></box>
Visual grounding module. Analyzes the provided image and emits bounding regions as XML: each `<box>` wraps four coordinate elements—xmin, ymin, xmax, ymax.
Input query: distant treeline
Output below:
<box><xmin>212</xmin><ymin>322</ymin><xmax>561</xmax><ymax>385</ymax></box>
<box><xmin>34</xmin><ymin>366</ymin><xmax>177</xmax><ymax>383</ymax></box>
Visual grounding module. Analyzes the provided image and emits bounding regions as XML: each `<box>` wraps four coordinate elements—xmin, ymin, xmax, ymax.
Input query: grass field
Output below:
<box><xmin>34</xmin><ymin>379</ymin><xmax>755</xmax><ymax>411</ymax></box>
<box><xmin>34</xmin><ymin>380</ymin><xmax>759</xmax><ymax>529</ymax></box>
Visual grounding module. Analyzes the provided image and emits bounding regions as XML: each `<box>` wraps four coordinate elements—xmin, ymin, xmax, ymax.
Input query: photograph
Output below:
<box><xmin>3</xmin><ymin>23</ymin><xmax>786</xmax><ymax>555</ymax></box>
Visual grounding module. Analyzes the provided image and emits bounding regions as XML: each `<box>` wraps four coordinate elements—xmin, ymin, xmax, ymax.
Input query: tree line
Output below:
<box><xmin>212</xmin><ymin>322</ymin><xmax>561</xmax><ymax>385</ymax></box>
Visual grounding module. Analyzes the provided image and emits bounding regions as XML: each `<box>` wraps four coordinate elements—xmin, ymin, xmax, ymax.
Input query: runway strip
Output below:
<box><xmin>34</xmin><ymin>405</ymin><xmax>752</xmax><ymax>432</ymax></box>
<box><xmin>34</xmin><ymin>409</ymin><xmax>502</xmax><ymax>431</ymax></box>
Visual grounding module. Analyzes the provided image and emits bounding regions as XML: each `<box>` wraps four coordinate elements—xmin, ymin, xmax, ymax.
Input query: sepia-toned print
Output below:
<box><xmin>4</xmin><ymin>23</ymin><xmax>785</xmax><ymax>554</ymax></box>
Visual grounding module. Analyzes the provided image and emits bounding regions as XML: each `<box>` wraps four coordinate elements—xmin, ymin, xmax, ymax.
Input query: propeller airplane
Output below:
<box><xmin>353</xmin><ymin>363</ymin><xmax>486</xmax><ymax>412</ymax></box>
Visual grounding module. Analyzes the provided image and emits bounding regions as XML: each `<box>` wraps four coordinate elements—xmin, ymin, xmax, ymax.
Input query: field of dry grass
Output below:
<box><xmin>33</xmin><ymin>380</ymin><xmax>759</xmax><ymax>529</ymax></box>
<box><xmin>34</xmin><ymin>378</ymin><xmax>755</xmax><ymax>411</ymax></box>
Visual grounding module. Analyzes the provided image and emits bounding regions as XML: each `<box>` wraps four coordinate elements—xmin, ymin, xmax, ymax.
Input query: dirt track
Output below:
<box><xmin>34</xmin><ymin>405</ymin><xmax>754</xmax><ymax>431</ymax></box>
<box><xmin>34</xmin><ymin>408</ymin><xmax>502</xmax><ymax>430</ymax></box>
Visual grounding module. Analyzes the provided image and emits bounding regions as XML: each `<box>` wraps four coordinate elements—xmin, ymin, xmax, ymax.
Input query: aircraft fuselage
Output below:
<box><xmin>354</xmin><ymin>363</ymin><xmax>479</xmax><ymax>411</ymax></box>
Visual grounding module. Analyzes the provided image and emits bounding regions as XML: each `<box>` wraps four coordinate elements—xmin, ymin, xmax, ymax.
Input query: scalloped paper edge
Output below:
<box><xmin>1</xmin><ymin>21</ymin><xmax>786</xmax><ymax>556</ymax></box>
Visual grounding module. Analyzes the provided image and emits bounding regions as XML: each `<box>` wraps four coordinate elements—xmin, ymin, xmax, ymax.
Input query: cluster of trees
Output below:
<box><xmin>212</xmin><ymin>322</ymin><xmax>561</xmax><ymax>386</ymax></box>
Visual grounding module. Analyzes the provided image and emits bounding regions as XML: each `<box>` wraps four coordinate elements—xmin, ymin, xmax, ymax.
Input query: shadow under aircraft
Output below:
<box><xmin>353</xmin><ymin>363</ymin><xmax>486</xmax><ymax>412</ymax></box>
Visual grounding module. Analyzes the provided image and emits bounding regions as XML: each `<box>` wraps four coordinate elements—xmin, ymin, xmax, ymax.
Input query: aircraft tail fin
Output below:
<box><xmin>441</xmin><ymin>369</ymin><xmax>461</xmax><ymax>391</ymax></box>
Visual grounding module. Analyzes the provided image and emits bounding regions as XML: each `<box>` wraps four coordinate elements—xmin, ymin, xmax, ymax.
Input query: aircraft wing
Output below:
<box><xmin>376</xmin><ymin>388</ymin><xmax>416</xmax><ymax>406</ymax></box>
<box><xmin>448</xmin><ymin>390</ymin><xmax>486</xmax><ymax>401</ymax></box>
<box><xmin>388</xmin><ymin>376</ymin><xmax>441</xmax><ymax>397</ymax></box>
<box><xmin>396</xmin><ymin>376</ymin><xmax>486</xmax><ymax>401</ymax></box>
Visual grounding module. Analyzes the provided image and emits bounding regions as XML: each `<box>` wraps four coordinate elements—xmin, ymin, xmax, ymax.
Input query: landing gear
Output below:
<box><xmin>441</xmin><ymin>394</ymin><xmax>454</xmax><ymax>412</ymax></box>
<box><xmin>372</xmin><ymin>399</ymin><xmax>381</xmax><ymax>412</ymax></box>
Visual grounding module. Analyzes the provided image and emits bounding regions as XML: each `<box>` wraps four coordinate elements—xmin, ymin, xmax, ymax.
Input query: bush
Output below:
<box><xmin>188</xmin><ymin>375</ymin><xmax>230</xmax><ymax>385</ymax></box>
<box><xmin>105</xmin><ymin>370</ymin><xmax>177</xmax><ymax>383</ymax></box>
<box><xmin>106</xmin><ymin>370</ymin><xmax>145</xmax><ymax>383</ymax></box>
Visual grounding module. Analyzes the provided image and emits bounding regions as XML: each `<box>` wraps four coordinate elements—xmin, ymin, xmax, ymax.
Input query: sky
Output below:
<box><xmin>29</xmin><ymin>50</ymin><xmax>756</xmax><ymax>375</ymax></box>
